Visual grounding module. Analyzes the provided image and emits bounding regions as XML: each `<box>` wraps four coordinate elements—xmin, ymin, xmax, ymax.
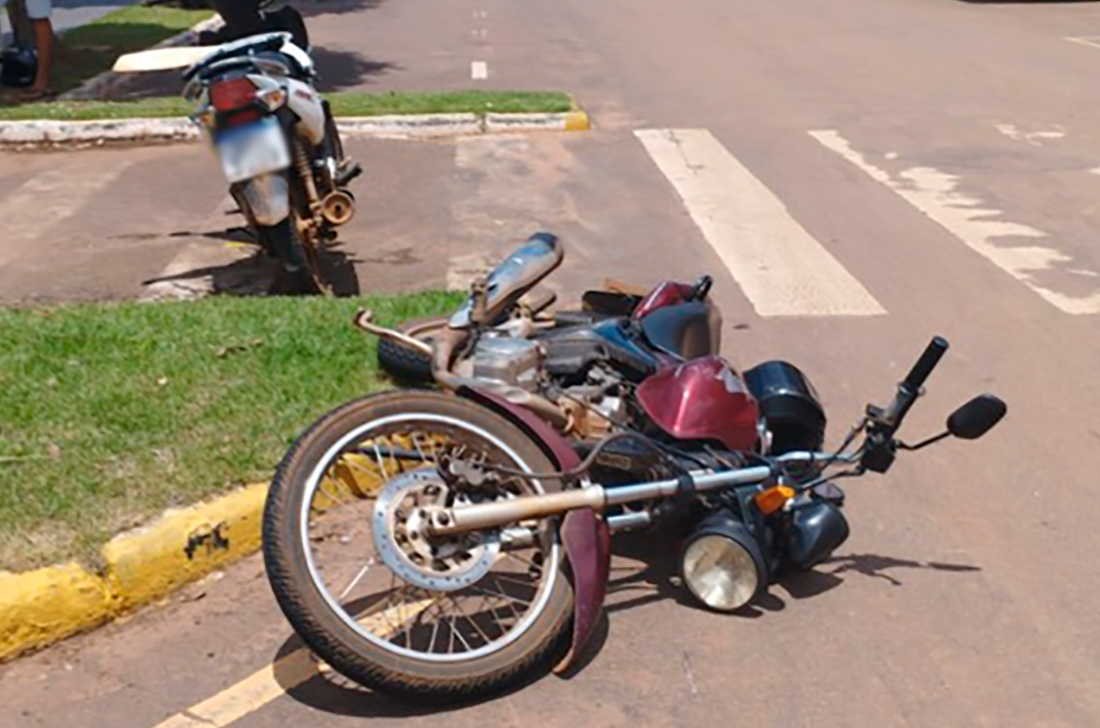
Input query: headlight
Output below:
<box><xmin>681</xmin><ymin>513</ymin><xmax>766</xmax><ymax>612</ymax></box>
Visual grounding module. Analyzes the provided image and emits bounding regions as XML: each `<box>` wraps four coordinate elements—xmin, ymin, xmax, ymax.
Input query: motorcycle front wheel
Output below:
<box><xmin>263</xmin><ymin>391</ymin><xmax>574</xmax><ymax>701</ymax></box>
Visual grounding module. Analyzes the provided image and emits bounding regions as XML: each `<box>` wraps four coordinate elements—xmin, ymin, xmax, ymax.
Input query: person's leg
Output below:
<box><xmin>29</xmin><ymin>18</ymin><xmax>52</xmax><ymax>91</ymax></box>
<box><xmin>25</xmin><ymin>0</ymin><xmax>51</xmax><ymax>93</ymax></box>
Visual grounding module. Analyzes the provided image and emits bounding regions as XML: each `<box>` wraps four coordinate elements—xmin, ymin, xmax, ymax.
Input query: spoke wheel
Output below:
<box><xmin>263</xmin><ymin>391</ymin><xmax>574</xmax><ymax>701</ymax></box>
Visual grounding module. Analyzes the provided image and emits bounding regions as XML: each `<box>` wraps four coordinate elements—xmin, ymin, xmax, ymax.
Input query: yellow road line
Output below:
<box><xmin>151</xmin><ymin>598</ymin><xmax>436</xmax><ymax>728</ymax></box>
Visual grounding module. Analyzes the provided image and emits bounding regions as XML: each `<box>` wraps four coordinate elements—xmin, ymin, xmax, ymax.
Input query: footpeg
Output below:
<box><xmin>336</xmin><ymin>161</ymin><xmax>363</xmax><ymax>187</ymax></box>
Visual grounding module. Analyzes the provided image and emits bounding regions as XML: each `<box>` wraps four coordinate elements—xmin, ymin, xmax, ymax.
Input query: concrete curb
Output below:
<box><xmin>0</xmin><ymin>111</ymin><xmax>591</xmax><ymax>147</ymax></box>
<box><xmin>486</xmin><ymin>110</ymin><xmax>591</xmax><ymax>133</ymax></box>
<box><xmin>0</xmin><ymin>118</ymin><xmax>201</xmax><ymax>145</ymax></box>
<box><xmin>339</xmin><ymin>113</ymin><xmax>484</xmax><ymax>138</ymax></box>
<box><xmin>0</xmin><ymin>482</ymin><xmax>268</xmax><ymax>662</ymax></box>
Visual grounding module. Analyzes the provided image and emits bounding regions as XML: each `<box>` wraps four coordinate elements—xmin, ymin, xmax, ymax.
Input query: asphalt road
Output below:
<box><xmin>5</xmin><ymin>0</ymin><xmax>1100</xmax><ymax>725</ymax></box>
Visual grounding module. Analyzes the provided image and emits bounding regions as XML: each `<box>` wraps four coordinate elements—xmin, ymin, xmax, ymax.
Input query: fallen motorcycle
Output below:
<box><xmin>262</xmin><ymin>234</ymin><xmax>1007</xmax><ymax>701</ymax></box>
<box><xmin>114</xmin><ymin>23</ymin><xmax>361</xmax><ymax>294</ymax></box>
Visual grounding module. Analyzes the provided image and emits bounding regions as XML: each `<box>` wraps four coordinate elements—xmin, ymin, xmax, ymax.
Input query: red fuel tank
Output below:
<box><xmin>636</xmin><ymin>356</ymin><xmax>760</xmax><ymax>452</ymax></box>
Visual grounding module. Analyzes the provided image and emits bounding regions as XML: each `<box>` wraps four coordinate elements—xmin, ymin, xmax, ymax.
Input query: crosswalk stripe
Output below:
<box><xmin>810</xmin><ymin>129</ymin><xmax>1100</xmax><ymax>315</ymax></box>
<box><xmin>635</xmin><ymin>129</ymin><xmax>885</xmax><ymax>317</ymax></box>
<box><xmin>0</xmin><ymin>161</ymin><xmax>136</xmax><ymax>267</ymax></box>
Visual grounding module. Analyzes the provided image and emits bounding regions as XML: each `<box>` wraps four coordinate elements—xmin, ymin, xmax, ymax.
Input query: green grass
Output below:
<box><xmin>0</xmin><ymin>292</ymin><xmax>463</xmax><ymax>571</ymax></box>
<box><xmin>0</xmin><ymin>91</ymin><xmax>576</xmax><ymax>122</ymax></box>
<box><xmin>328</xmin><ymin>90</ymin><xmax>575</xmax><ymax>117</ymax></box>
<box><xmin>0</xmin><ymin>6</ymin><xmax>212</xmax><ymax>103</ymax></box>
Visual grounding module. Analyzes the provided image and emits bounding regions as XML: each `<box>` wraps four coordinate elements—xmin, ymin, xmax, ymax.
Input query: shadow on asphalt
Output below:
<box><xmin>141</xmin><ymin>232</ymin><xmax>362</xmax><ymax>298</ymax></box>
<box><xmin>297</xmin><ymin>0</ymin><xmax>389</xmax><ymax>18</ymax></box>
<box><xmin>310</xmin><ymin>47</ymin><xmax>398</xmax><ymax>93</ymax></box>
<box><xmin>264</xmin><ymin>533</ymin><xmax>981</xmax><ymax>717</ymax></box>
<box><xmin>269</xmin><ymin>632</ymin><xmax>550</xmax><ymax>718</ymax></box>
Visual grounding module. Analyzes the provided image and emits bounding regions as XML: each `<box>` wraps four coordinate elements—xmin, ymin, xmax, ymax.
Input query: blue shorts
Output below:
<box><xmin>2</xmin><ymin>0</ymin><xmax>52</xmax><ymax>21</ymax></box>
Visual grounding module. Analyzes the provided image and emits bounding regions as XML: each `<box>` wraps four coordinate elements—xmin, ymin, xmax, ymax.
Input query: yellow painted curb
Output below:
<box><xmin>102</xmin><ymin>483</ymin><xmax>269</xmax><ymax>611</ymax></box>
<box><xmin>0</xmin><ymin>563</ymin><xmax>112</xmax><ymax>661</ymax></box>
<box><xmin>0</xmin><ymin>459</ymin><xmax>388</xmax><ymax>663</ymax></box>
<box><xmin>0</xmin><ymin>483</ymin><xmax>270</xmax><ymax>663</ymax></box>
<box><xmin>564</xmin><ymin>110</ymin><xmax>591</xmax><ymax>132</ymax></box>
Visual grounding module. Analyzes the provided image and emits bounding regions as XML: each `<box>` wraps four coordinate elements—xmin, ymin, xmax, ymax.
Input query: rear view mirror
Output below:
<box><xmin>947</xmin><ymin>395</ymin><xmax>1007</xmax><ymax>440</ymax></box>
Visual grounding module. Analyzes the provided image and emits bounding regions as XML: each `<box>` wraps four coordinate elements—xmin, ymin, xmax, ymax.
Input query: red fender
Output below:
<box><xmin>457</xmin><ymin>386</ymin><xmax>610</xmax><ymax>670</ymax></box>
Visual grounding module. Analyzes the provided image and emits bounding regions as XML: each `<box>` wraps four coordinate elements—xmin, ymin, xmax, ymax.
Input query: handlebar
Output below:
<box><xmin>691</xmin><ymin>275</ymin><xmax>714</xmax><ymax>301</ymax></box>
<box><xmin>902</xmin><ymin>336</ymin><xmax>949</xmax><ymax>394</ymax></box>
<box><xmin>861</xmin><ymin>336</ymin><xmax>949</xmax><ymax>473</ymax></box>
<box><xmin>881</xmin><ymin>336</ymin><xmax>949</xmax><ymax>428</ymax></box>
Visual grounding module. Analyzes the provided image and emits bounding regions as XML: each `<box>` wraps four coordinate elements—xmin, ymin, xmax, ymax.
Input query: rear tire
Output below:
<box><xmin>257</xmin><ymin>217</ymin><xmax>323</xmax><ymax>295</ymax></box>
<box><xmin>376</xmin><ymin>316</ymin><xmax>449</xmax><ymax>384</ymax></box>
<box><xmin>263</xmin><ymin>391</ymin><xmax>574</xmax><ymax>701</ymax></box>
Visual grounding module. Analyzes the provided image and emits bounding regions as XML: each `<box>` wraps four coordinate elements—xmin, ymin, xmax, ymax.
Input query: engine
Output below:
<box><xmin>471</xmin><ymin>338</ymin><xmax>542</xmax><ymax>391</ymax></box>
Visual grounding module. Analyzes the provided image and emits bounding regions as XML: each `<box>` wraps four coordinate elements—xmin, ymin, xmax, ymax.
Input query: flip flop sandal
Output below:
<box><xmin>17</xmin><ymin>88</ymin><xmax>57</xmax><ymax>102</ymax></box>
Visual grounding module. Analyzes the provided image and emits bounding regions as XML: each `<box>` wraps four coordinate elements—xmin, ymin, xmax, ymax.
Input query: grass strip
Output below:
<box><xmin>0</xmin><ymin>292</ymin><xmax>463</xmax><ymax>571</ymax></box>
<box><xmin>0</xmin><ymin>90</ymin><xmax>576</xmax><ymax>122</ymax></box>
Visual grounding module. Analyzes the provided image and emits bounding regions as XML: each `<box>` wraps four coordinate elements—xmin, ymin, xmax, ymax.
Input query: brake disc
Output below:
<box><xmin>372</xmin><ymin>469</ymin><xmax>499</xmax><ymax>592</ymax></box>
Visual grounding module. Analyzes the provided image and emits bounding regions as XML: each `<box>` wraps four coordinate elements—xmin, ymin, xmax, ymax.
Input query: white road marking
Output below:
<box><xmin>472</xmin><ymin>28</ymin><xmax>488</xmax><ymax>40</ymax></box>
<box><xmin>810</xmin><ymin>129</ymin><xmax>1100</xmax><ymax>315</ymax></box>
<box><xmin>471</xmin><ymin>60</ymin><xmax>488</xmax><ymax>80</ymax></box>
<box><xmin>635</xmin><ymin>128</ymin><xmax>885</xmax><ymax>317</ymax></box>
<box><xmin>994</xmin><ymin>123</ymin><xmax>1066</xmax><ymax>147</ymax></box>
<box><xmin>1065</xmin><ymin>36</ymin><xmax>1100</xmax><ymax>51</ymax></box>
<box><xmin>149</xmin><ymin>599</ymin><xmax>436</xmax><ymax>728</ymax></box>
<box><xmin>0</xmin><ymin>161</ymin><xmax>135</xmax><ymax>266</ymax></box>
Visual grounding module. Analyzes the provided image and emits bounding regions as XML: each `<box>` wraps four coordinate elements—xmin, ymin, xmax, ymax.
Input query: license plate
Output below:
<box><xmin>216</xmin><ymin>118</ymin><xmax>291</xmax><ymax>184</ymax></box>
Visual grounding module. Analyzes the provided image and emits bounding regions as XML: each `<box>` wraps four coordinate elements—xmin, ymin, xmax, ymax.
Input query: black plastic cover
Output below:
<box><xmin>782</xmin><ymin>500</ymin><xmax>850</xmax><ymax>569</ymax></box>
<box><xmin>743</xmin><ymin>361</ymin><xmax>826</xmax><ymax>454</ymax></box>
<box><xmin>582</xmin><ymin>290</ymin><xmax>643</xmax><ymax>317</ymax></box>
<box><xmin>639</xmin><ymin>301</ymin><xmax>722</xmax><ymax>361</ymax></box>
<box><xmin>537</xmin><ymin>319</ymin><xmax>657</xmax><ymax>383</ymax></box>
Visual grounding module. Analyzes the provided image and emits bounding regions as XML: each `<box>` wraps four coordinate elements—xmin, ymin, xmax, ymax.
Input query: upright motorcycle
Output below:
<box><xmin>115</xmin><ymin>26</ymin><xmax>361</xmax><ymax>294</ymax></box>
<box><xmin>262</xmin><ymin>235</ymin><xmax>1006</xmax><ymax>701</ymax></box>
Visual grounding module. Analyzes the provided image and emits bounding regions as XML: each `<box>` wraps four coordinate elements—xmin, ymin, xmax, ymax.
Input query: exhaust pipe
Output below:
<box><xmin>353</xmin><ymin>309</ymin><xmax>433</xmax><ymax>356</ymax></box>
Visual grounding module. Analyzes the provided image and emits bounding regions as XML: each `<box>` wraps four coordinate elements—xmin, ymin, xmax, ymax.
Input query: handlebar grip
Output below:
<box><xmin>902</xmin><ymin>336</ymin><xmax>949</xmax><ymax>393</ymax></box>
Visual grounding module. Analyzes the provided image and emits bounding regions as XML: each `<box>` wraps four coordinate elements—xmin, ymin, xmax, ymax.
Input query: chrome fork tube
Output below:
<box><xmin>428</xmin><ymin>465</ymin><xmax>774</xmax><ymax>536</ymax></box>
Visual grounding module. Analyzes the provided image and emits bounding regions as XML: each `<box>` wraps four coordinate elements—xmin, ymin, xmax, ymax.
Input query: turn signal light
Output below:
<box><xmin>754</xmin><ymin>485</ymin><xmax>795</xmax><ymax>515</ymax></box>
<box><xmin>259</xmin><ymin>89</ymin><xmax>287</xmax><ymax>111</ymax></box>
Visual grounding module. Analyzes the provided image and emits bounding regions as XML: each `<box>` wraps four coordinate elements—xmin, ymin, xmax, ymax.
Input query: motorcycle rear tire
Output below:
<box><xmin>257</xmin><ymin>217</ymin><xmax>323</xmax><ymax>295</ymax></box>
<box><xmin>376</xmin><ymin>316</ymin><xmax>449</xmax><ymax>384</ymax></box>
<box><xmin>262</xmin><ymin>391</ymin><xmax>575</xmax><ymax>701</ymax></box>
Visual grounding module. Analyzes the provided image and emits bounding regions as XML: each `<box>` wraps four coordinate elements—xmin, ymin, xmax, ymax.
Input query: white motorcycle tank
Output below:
<box><xmin>285</xmin><ymin>77</ymin><xmax>326</xmax><ymax>146</ymax></box>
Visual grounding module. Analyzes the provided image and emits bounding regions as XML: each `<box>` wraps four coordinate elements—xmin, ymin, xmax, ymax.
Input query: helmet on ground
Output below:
<box><xmin>0</xmin><ymin>46</ymin><xmax>38</xmax><ymax>89</ymax></box>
